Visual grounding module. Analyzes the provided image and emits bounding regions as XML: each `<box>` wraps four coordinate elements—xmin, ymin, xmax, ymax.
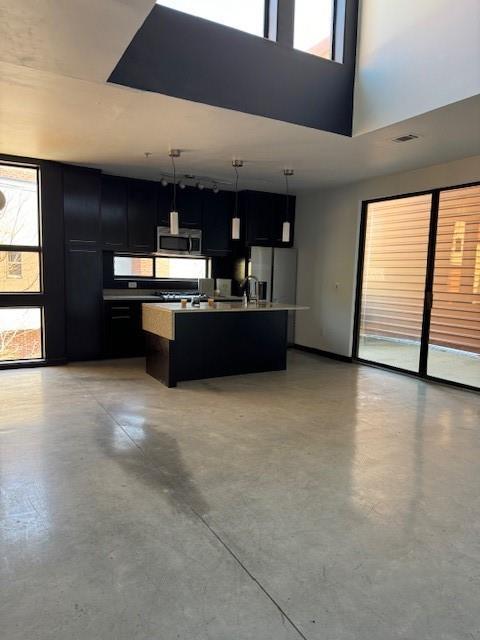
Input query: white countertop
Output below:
<box><xmin>142</xmin><ymin>302</ymin><xmax>308</xmax><ymax>340</ymax></box>
<box><xmin>104</xmin><ymin>295</ymin><xmax>160</xmax><ymax>301</ymax></box>
<box><xmin>143</xmin><ymin>302</ymin><xmax>308</xmax><ymax>314</ymax></box>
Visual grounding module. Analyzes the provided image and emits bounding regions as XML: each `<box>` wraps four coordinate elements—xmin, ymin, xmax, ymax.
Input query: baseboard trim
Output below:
<box><xmin>0</xmin><ymin>357</ymin><xmax>67</xmax><ymax>371</ymax></box>
<box><xmin>293</xmin><ymin>344</ymin><xmax>353</xmax><ymax>363</ymax></box>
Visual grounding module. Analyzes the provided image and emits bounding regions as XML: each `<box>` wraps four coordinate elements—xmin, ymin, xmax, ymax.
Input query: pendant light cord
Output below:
<box><xmin>171</xmin><ymin>155</ymin><xmax>177</xmax><ymax>211</ymax></box>
<box><xmin>285</xmin><ymin>172</ymin><xmax>289</xmax><ymax>221</ymax></box>
<box><xmin>234</xmin><ymin>165</ymin><xmax>239</xmax><ymax>217</ymax></box>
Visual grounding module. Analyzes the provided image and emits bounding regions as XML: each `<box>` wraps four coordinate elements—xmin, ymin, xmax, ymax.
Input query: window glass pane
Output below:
<box><xmin>293</xmin><ymin>0</ymin><xmax>334</xmax><ymax>60</ymax></box>
<box><xmin>0</xmin><ymin>251</ymin><xmax>41</xmax><ymax>292</ymax></box>
<box><xmin>114</xmin><ymin>256</ymin><xmax>154</xmax><ymax>278</ymax></box>
<box><xmin>0</xmin><ymin>307</ymin><xmax>43</xmax><ymax>361</ymax></box>
<box><xmin>427</xmin><ymin>185</ymin><xmax>480</xmax><ymax>388</ymax></box>
<box><xmin>156</xmin><ymin>0</ymin><xmax>265</xmax><ymax>37</ymax></box>
<box><xmin>155</xmin><ymin>257</ymin><xmax>207</xmax><ymax>279</ymax></box>
<box><xmin>358</xmin><ymin>195</ymin><xmax>432</xmax><ymax>372</ymax></box>
<box><xmin>0</xmin><ymin>165</ymin><xmax>39</xmax><ymax>246</ymax></box>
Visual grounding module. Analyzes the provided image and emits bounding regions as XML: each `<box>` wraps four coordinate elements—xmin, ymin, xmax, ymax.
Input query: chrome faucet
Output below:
<box><xmin>240</xmin><ymin>275</ymin><xmax>258</xmax><ymax>303</ymax></box>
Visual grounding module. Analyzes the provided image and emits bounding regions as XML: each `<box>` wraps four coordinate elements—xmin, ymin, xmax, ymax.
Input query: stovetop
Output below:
<box><xmin>154</xmin><ymin>291</ymin><xmax>208</xmax><ymax>302</ymax></box>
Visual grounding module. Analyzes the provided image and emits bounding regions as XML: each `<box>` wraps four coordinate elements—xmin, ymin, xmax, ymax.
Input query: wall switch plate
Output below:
<box><xmin>128</xmin><ymin>282</ymin><xmax>137</xmax><ymax>288</ymax></box>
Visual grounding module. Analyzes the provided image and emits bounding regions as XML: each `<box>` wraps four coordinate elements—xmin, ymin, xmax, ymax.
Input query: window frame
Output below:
<box><xmin>0</xmin><ymin>163</ymin><xmax>43</xmax><ymax>295</ymax></box>
<box><xmin>155</xmin><ymin>0</ymin><xmax>343</xmax><ymax>63</ymax></box>
<box><xmin>0</xmin><ymin>161</ymin><xmax>45</xmax><ymax>364</ymax></box>
<box><xmin>113</xmin><ymin>253</ymin><xmax>208</xmax><ymax>282</ymax></box>
<box><xmin>156</xmin><ymin>0</ymin><xmax>270</xmax><ymax>39</ymax></box>
<box><xmin>292</xmin><ymin>0</ymin><xmax>337</xmax><ymax>62</ymax></box>
<box><xmin>352</xmin><ymin>179</ymin><xmax>480</xmax><ymax>394</ymax></box>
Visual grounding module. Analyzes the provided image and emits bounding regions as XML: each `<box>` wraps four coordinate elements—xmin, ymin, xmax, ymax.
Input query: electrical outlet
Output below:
<box><xmin>128</xmin><ymin>282</ymin><xmax>137</xmax><ymax>289</ymax></box>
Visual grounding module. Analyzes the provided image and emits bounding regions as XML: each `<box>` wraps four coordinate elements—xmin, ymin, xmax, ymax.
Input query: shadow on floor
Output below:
<box><xmin>100</xmin><ymin>424</ymin><xmax>210</xmax><ymax>517</ymax></box>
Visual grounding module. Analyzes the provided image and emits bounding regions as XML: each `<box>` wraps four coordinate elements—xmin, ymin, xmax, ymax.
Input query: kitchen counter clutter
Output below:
<box><xmin>142</xmin><ymin>302</ymin><xmax>308</xmax><ymax>387</ymax></box>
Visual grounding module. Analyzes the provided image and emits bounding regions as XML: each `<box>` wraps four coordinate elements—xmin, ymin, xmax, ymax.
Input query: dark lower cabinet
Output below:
<box><xmin>64</xmin><ymin>166</ymin><xmax>103</xmax><ymax>361</ymax></box>
<box><xmin>103</xmin><ymin>301</ymin><xmax>145</xmax><ymax>358</ymax></box>
<box><xmin>65</xmin><ymin>247</ymin><xmax>103</xmax><ymax>361</ymax></box>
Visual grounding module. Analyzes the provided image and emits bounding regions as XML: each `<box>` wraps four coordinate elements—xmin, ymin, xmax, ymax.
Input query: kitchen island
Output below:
<box><xmin>142</xmin><ymin>302</ymin><xmax>308</xmax><ymax>387</ymax></box>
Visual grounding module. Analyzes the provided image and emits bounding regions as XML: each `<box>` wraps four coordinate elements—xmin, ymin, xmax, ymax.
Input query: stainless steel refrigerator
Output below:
<box><xmin>250</xmin><ymin>246</ymin><xmax>298</xmax><ymax>345</ymax></box>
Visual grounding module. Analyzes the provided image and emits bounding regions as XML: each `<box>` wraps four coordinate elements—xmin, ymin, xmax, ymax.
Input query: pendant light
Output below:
<box><xmin>282</xmin><ymin>169</ymin><xmax>294</xmax><ymax>243</ymax></box>
<box><xmin>169</xmin><ymin>149</ymin><xmax>181</xmax><ymax>235</ymax></box>
<box><xmin>232</xmin><ymin>159</ymin><xmax>243</xmax><ymax>240</ymax></box>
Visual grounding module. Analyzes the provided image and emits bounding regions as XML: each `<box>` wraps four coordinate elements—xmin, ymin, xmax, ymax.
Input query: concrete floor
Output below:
<box><xmin>359</xmin><ymin>336</ymin><xmax>480</xmax><ymax>388</ymax></box>
<box><xmin>1</xmin><ymin>352</ymin><xmax>479</xmax><ymax>640</ymax></box>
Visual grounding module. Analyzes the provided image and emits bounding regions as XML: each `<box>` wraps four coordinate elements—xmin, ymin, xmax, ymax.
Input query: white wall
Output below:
<box><xmin>354</xmin><ymin>0</ymin><xmax>480</xmax><ymax>134</ymax></box>
<box><xmin>294</xmin><ymin>155</ymin><xmax>480</xmax><ymax>357</ymax></box>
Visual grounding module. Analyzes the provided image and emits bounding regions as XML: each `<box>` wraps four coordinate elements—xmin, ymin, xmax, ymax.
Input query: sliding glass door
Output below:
<box><xmin>356</xmin><ymin>194</ymin><xmax>431</xmax><ymax>373</ymax></box>
<box><xmin>427</xmin><ymin>185</ymin><xmax>480</xmax><ymax>387</ymax></box>
<box><xmin>355</xmin><ymin>182</ymin><xmax>479</xmax><ymax>391</ymax></box>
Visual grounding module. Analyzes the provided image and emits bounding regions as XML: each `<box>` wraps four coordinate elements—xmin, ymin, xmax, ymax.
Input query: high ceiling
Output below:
<box><xmin>0</xmin><ymin>0</ymin><xmax>479</xmax><ymax>193</ymax></box>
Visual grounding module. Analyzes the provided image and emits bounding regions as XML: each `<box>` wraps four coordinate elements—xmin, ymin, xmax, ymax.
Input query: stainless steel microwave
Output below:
<box><xmin>156</xmin><ymin>227</ymin><xmax>202</xmax><ymax>256</ymax></box>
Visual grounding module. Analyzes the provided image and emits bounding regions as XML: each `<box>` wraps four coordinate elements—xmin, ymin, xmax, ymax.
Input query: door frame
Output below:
<box><xmin>352</xmin><ymin>179</ymin><xmax>480</xmax><ymax>393</ymax></box>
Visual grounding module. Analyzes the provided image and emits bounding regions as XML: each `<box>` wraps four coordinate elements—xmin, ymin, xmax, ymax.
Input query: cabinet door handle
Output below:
<box><xmin>111</xmin><ymin>315</ymin><xmax>131</xmax><ymax>320</ymax></box>
<box><xmin>111</xmin><ymin>306</ymin><xmax>130</xmax><ymax>310</ymax></box>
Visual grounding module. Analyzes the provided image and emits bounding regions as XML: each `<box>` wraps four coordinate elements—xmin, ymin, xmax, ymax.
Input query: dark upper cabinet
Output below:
<box><xmin>176</xmin><ymin>185</ymin><xmax>203</xmax><ymax>228</ymax></box>
<box><xmin>242</xmin><ymin>190</ymin><xmax>295</xmax><ymax>247</ymax></box>
<box><xmin>202</xmin><ymin>190</ymin><xmax>234</xmax><ymax>255</ymax></box>
<box><xmin>127</xmin><ymin>178</ymin><xmax>157</xmax><ymax>252</ymax></box>
<box><xmin>158</xmin><ymin>184</ymin><xmax>203</xmax><ymax>229</ymax></box>
<box><xmin>243</xmin><ymin>191</ymin><xmax>275</xmax><ymax>246</ymax></box>
<box><xmin>157</xmin><ymin>182</ymin><xmax>171</xmax><ymax>227</ymax></box>
<box><xmin>101</xmin><ymin>175</ymin><xmax>128</xmax><ymax>250</ymax></box>
<box><xmin>63</xmin><ymin>167</ymin><xmax>101</xmax><ymax>244</ymax></box>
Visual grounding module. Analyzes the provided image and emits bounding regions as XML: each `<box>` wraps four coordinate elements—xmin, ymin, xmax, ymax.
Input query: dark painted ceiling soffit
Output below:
<box><xmin>109</xmin><ymin>1</ymin><xmax>358</xmax><ymax>136</ymax></box>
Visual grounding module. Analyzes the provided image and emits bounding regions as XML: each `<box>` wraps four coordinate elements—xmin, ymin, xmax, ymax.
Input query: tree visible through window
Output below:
<box><xmin>7</xmin><ymin>251</ymin><xmax>22</xmax><ymax>278</ymax></box>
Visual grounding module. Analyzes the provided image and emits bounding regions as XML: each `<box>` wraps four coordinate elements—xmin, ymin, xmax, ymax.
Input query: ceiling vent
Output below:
<box><xmin>392</xmin><ymin>133</ymin><xmax>420</xmax><ymax>143</ymax></box>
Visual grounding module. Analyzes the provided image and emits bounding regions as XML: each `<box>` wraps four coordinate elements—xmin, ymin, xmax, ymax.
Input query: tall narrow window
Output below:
<box><xmin>293</xmin><ymin>0</ymin><xmax>334</xmax><ymax>60</ymax></box>
<box><xmin>0</xmin><ymin>164</ymin><xmax>43</xmax><ymax>361</ymax></box>
<box><xmin>156</xmin><ymin>0</ymin><xmax>266</xmax><ymax>37</ymax></box>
